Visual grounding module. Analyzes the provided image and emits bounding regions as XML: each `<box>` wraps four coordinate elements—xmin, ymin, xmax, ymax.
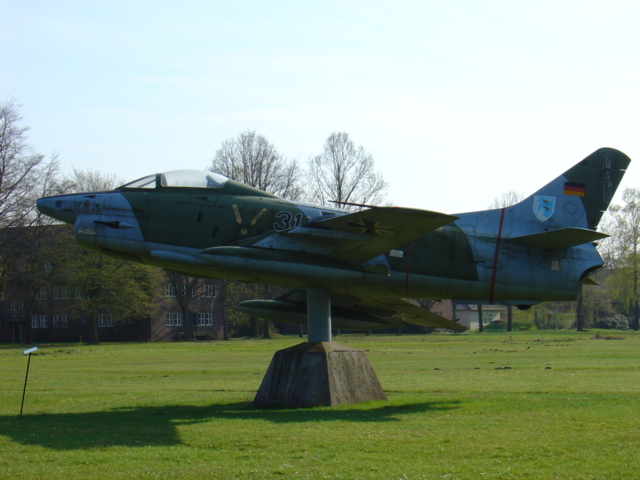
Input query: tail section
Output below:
<box><xmin>556</xmin><ymin>147</ymin><xmax>630</xmax><ymax>229</ymax></box>
<box><xmin>454</xmin><ymin>148</ymin><xmax>630</xmax><ymax>304</ymax></box>
<box><xmin>503</xmin><ymin>148</ymin><xmax>631</xmax><ymax>241</ymax></box>
<box><xmin>457</xmin><ymin>148</ymin><xmax>631</xmax><ymax>250</ymax></box>
<box><xmin>524</xmin><ymin>147</ymin><xmax>630</xmax><ymax>230</ymax></box>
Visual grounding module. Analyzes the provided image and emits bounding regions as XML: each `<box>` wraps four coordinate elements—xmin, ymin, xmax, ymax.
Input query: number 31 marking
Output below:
<box><xmin>274</xmin><ymin>211</ymin><xmax>305</xmax><ymax>231</ymax></box>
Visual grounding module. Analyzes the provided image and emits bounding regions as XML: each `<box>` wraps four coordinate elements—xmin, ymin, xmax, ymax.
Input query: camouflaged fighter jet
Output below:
<box><xmin>37</xmin><ymin>147</ymin><xmax>630</xmax><ymax>339</ymax></box>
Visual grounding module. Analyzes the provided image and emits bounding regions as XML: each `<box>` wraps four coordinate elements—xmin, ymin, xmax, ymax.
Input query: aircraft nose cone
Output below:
<box><xmin>37</xmin><ymin>196</ymin><xmax>78</xmax><ymax>224</ymax></box>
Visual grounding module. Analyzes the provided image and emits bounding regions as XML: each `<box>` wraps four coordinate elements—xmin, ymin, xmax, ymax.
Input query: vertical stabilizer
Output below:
<box><xmin>557</xmin><ymin>148</ymin><xmax>630</xmax><ymax>229</ymax></box>
<box><xmin>510</xmin><ymin>148</ymin><xmax>631</xmax><ymax>233</ymax></box>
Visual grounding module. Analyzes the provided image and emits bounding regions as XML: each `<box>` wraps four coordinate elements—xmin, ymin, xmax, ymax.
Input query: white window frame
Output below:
<box><xmin>197</xmin><ymin>313</ymin><xmax>213</xmax><ymax>326</ymax></box>
<box><xmin>10</xmin><ymin>300</ymin><xmax>25</xmax><ymax>318</ymax></box>
<box><xmin>31</xmin><ymin>315</ymin><xmax>47</xmax><ymax>328</ymax></box>
<box><xmin>54</xmin><ymin>287</ymin><xmax>69</xmax><ymax>300</ymax></box>
<box><xmin>202</xmin><ymin>284</ymin><xmax>216</xmax><ymax>298</ymax></box>
<box><xmin>182</xmin><ymin>284</ymin><xmax>197</xmax><ymax>299</ymax></box>
<box><xmin>34</xmin><ymin>287</ymin><xmax>47</xmax><ymax>301</ymax></box>
<box><xmin>53</xmin><ymin>315</ymin><xmax>69</xmax><ymax>328</ymax></box>
<box><xmin>97</xmin><ymin>314</ymin><xmax>114</xmax><ymax>328</ymax></box>
<box><xmin>163</xmin><ymin>284</ymin><xmax>176</xmax><ymax>298</ymax></box>
<box><xmin>166</xmin><ymin>312</ymin><xmax>182</xmax><ymax>327</ymax></box>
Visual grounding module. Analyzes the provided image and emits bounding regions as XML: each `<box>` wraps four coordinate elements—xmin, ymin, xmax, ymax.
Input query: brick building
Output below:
<box><xmin>0</xmin><ymin>225</ymin><xmax>225</xmax><ymax>343</ymax></box>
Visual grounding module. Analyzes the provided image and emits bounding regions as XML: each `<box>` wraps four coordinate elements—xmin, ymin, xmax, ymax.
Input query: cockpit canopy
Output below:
<box><xmin>120</xmin><ymin>170</ymin><xmax>229</xmax><ymax>190</ymax></box>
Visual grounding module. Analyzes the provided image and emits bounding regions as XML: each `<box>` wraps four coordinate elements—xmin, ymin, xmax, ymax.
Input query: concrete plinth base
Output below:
<box><xmin>253</xmin><ymin>342</ymin><xmax>388</xmax><ymax>408</ymax></box>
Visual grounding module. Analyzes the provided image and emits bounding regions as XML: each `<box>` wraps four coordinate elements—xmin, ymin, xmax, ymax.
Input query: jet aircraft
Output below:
<box><xmin>37</xmin><ymin>148</ymin><xmax>630</xmax><ymax>340</ymax></box>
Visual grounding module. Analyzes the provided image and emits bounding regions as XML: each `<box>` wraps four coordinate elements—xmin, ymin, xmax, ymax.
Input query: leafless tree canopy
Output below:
<box><xmin>488</xmin><ymin>189</ymin><xmax>525</xmax><ymax>209</ymax></box>
<box><xmin>0</xmin><ymin>99</ymin><xmax>59</xmax><ymax>229</ymax></box>
<box><xmin>308</xmin><ymin>132</ymin><xmax>387</xmax><ymax>208</ymax></box>
<box><xmin>209</xmin><ymin>130</ymin><xmax>303</xmax><ymax>200</ymax></box>
<box><xmin>60</xmin><ymin>167</ymin><xmax>124</xmax><ymax>194</ymax></box>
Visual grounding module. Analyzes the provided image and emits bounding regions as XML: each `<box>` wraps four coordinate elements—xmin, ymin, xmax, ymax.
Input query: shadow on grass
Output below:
<box><xmin>0</xmin><ymin>400</ymin><xmax>461</xmax><ymax>450</ymax></box>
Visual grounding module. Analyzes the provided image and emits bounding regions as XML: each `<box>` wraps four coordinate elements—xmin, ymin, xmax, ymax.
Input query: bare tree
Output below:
<box><xmin>60</xmin><ymin>167</ymin><xmax>123</xmax><ymax>193</ymax></box>
<box><xmin>0</xmin><ymin>99</ymin><xmax>60</xmax><ymax>230</ymax></box>
<box><xmin>209</xmin><ymin>131</ymin><xmax>305</xmax><ymax>337</ymax></box>
<box><xmin>308</xmin><ymin>132</ymin><xmax>387</xmax><ymax>208</ymax></box>
<box><xmin>0</xmin><ymin>100</ymin><xmax>61</xmax><ymax>334</ymax></box>
<box><xmin>488</xmin><ymin>189</ymin><xmax>525</xmax><ymax>209</ymax></box>
<box><xmin>209</xmin><ymin>130</ymin><xmax>303</xmax><ymax>200</ymax></box>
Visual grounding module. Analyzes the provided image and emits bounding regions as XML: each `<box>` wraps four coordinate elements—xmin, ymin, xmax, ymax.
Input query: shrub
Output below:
<box><xmin>594</xmin><ymin>314</ymin><xmax>629</xmax><ymax>330</ymax></box>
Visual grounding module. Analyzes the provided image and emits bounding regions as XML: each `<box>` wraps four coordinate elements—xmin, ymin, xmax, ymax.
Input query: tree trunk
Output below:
<box><xmin>576</xmin><ymin>285</ymin><xmax>584</xmax><ymax>331</ymax></box>
<box><xmin>220</xmin><ymin>281</ymin><xmax>229</xmax><ymax>340</ymax></box>
<box><xmin>89</xmin><ymin>317</ymin><xmax>99</xmax><ymax>344</ymax></box>
<box><xmin>635</xmin><ymin>244</ymin><xmax>639</xmax><ymax>330</ymax></box>
<box><xmin>222</xmin><ymin>321</ymin><xmax>229</xmax><ymax>340</ymax></box>
<box><xmin>181</xmin><ymin>303</ymin><xmax>192</xmax><ymax>340</ymax></box>
<box><xmin>262</xmin><ymin>319</ymin><xmax>271</xmax><ymax>339</ymax></box>
<box><xmin>25</xmin><ymin>320</ymin><xmax>33</xmax><ymax>346</ymax></box>
<box><xmin>478</xmin><ymin>305</ymin><xmax>484</xmax><ymax>332</ymax></box>
<box><xmin>249</xmin><ymin>317</ymin><xmax>259</xmax><ymax>337</ymax></box>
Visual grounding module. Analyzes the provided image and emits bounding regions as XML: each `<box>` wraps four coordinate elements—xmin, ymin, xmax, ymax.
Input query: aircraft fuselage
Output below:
<box><xmin>38</xmin><ymin>176</ymin><xmax>602</xmax><ymax>307</ymax></box>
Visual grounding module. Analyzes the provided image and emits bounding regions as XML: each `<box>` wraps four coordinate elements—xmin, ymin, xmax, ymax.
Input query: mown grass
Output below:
<box><xmin>1</xmin><ymin>331</ymin><xmax>639</xmax><ymax>479</ymax></box>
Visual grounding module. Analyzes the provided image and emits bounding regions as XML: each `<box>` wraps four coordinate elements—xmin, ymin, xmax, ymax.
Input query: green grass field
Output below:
<box><xmin>1</xmin><ymin>331</ymin><xmax>639</xmax><ymax>479</ymax></box>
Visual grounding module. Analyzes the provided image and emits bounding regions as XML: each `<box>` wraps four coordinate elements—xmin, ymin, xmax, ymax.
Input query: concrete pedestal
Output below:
<box><xmin>253</xmin><ymin>342</ymin><xmax>387</xmax><ymax>408</ymax></box>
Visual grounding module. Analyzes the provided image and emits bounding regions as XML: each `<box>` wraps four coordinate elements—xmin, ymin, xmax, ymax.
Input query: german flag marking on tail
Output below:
<box><xmin>563</xmin><ymin>182</ymin><xmax>585</xmax><ymax>197</ymax></box>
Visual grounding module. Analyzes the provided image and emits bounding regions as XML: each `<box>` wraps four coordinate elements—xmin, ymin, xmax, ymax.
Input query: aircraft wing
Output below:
<box><xmin>250</xmin><ymin>207</ymin><xmax>457</xmax><ymax>265</ymax></box>
<box><xmin>257</xmin><ymin>290</ymin><xmax>467</xmax><ymax>331</ymax></box>
<box><xmin>356</xmin><ymin>296</ymin><xmax>468</xmax><ymax>331</ymax></box>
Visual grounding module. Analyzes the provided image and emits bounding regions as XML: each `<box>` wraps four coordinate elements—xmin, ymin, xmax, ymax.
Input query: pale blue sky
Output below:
<box><xmin>2</xmin><ymin>0</ymin><xmax>639</xmax><ymax>213</ymax></box>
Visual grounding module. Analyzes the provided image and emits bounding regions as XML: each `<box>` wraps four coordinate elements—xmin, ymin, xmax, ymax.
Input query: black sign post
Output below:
<box><xmin>20</xmin><ymin>347</ymin><xmax>38</xmax><ymax>417</ymax></box>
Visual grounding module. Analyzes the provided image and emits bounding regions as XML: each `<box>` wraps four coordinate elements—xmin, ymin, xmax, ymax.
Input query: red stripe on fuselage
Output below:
<box><xmin>489</xmin><ymin>208</ymin><xmax>506</xmax><ymax>305</ymax></box>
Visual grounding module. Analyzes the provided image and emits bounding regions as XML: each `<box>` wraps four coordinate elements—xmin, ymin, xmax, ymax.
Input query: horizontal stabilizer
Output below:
<box><xmin>509</xmin><ymin>228</ymin><xmax>608</xmax><ymax>250</ymax></box>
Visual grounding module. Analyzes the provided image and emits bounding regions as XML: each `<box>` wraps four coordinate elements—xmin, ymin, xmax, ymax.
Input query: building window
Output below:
<box><xmin>97</xmin><ymin>314</ymin><xmax>114</xmax><ymax>327</ymax></box>
<box><xmin>10</xmin><ymin>300</ymin><xmax>25</xmax><ymax>318</ymax></box>
<box><xmin>53</xmin><ymin>315</ymin><xmax>69</xmax><ymax>328</ymax></box>
<box><xmin>166</xmin><ymin>312</ymin><xmax>182</xmax><ymax>327</ymax></box>
<box><xmin>75</xmin><ymin>288</ymin><xmax>88</xmax><ymax>299</ymax></box>
<box><xmin>163</xmin><ymin>284</ymin><xmax>176</xmax><ymax>298</ymax></box>
<box><xmin>182</xmin><ymin>284</ymin><xmax>197</xmax><ymax>299</ymax></box>
<box><xmin>34</xmin><ymin>287</ymin><xmax>47</xmax><ymax>301</ymax></box>
<box><xmin>202</xmin><ymin>284</ymin><xmax>216</xmax><ymax>298</ymax></box>
<box><xmin>197</xmin><ymin>313</ymin><xmax>213</xmax><ymax>326</ymax></box>
<box><xmin>31</xmin><ymin>315</ymin><xmax>47</xmax><ymax>328</ymax></box>
<box><xmin>54</xmin><ymin>287</ymin><xmax>69</xmax><ymax>300</ymax></box>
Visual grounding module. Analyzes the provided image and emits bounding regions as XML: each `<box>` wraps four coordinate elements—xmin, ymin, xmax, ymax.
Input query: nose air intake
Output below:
<box><xmin>36</xmin><ymin>196</ymin><xmax>78</xmax><ymax>225</ymax></box>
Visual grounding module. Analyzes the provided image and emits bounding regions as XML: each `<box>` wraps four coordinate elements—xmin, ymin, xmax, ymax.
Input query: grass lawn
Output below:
<box><xmin>1</xmin><ymin>331</ymin><xmax>639</xmax><ymax>479</ymax></box>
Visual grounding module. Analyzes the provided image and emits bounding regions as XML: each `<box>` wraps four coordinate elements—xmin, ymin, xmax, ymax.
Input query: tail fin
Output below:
<box><xmin>557</xmin><ymin>147</ymin><xmax>630</xmax><ymax>229</ymax></box>
<box><xmin>516</xmin><ymin>148</ymin><xmax>630</xmax><ymax>231</ymax></box>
